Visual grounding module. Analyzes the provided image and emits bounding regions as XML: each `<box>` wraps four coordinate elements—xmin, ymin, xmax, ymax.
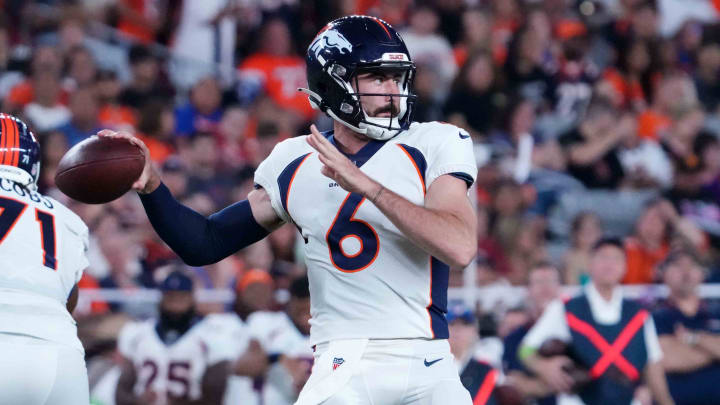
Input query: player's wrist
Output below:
<box><xmin>139</xmin><ymin>175</ymin><xmax>162</xmax><ymax>195</ymax></box>
<box><xmin>365</xmin><ymin>182</ymin><xmax>384</xmax><ymax>204</ymax></box>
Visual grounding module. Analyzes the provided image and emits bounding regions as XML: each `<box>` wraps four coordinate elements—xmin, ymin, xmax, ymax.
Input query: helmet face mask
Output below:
<box><xmin>301</xmin><ymin>16</ymin><xmax>417</xmax><ymax>141</ymax></box>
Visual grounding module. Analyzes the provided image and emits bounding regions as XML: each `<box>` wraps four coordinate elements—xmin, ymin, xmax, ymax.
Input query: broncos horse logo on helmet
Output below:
<box><xmin>0</xmin><ymin>114</ymin><xmax>41</xmax><ymax>190</ymax></box>
<box><xmin>309</xmin><ymin>29</ymin><xmax>353</xmax><ymax>63</ymax></box>
<box><xmin>299</xmin><ymin>15</ymin><xmax>416</xmax><ymax>141</ymax></box>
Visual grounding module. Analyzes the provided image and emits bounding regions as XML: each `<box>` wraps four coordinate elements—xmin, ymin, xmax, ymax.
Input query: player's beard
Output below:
<box><xmin>159</xmin><ymin>307</ymin><xmax>197</xmax><ymax>335</ymax></box>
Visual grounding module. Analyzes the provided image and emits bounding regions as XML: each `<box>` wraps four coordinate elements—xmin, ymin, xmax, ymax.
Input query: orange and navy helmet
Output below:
<box><xmin>0</xmin><ymin>114</ymin><xmax>41</xmax><ymax>190</ymax></box>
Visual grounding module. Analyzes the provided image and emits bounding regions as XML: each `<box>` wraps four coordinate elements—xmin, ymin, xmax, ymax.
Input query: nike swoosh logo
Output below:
<box><xmin>458</xmin><ymin>132</ymin><xmax>470</xmax><ymax>139</ymax></box>
<box><xmin>424</xmin><ymin>357</ymin><xmax>443</xmax><ymax>367</ymax></box>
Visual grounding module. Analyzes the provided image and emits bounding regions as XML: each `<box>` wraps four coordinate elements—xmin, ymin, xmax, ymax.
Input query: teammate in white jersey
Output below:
<box><xmin>101</xmin><ymin>14</ymin><xmax>478</xmax><ymax>405</ymax></box>
<box><xmin>0</xmin><ymin>114</ymin><xmax>90</xmax><ymax>404</ymax></box>
<box><xmin>245</xmin><ymin>275</ymin><xmax>313</xmax><ymax>405</ymax></box>
<box><xmin>115</xmin><ymin>271</ymin><xmax>232</xmax><ymax>405</ymax></box>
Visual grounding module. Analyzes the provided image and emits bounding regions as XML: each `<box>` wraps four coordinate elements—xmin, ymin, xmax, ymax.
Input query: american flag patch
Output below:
<box><xmin>332</xmin><ymin>357</ymin><xmax>345</xmax><ymax>371</ymax></box>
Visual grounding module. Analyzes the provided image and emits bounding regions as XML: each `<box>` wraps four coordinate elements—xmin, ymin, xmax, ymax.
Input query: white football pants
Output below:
<box><xmin>296</xmin><ymin>338</ymin><xmax>471</xmax><ymax>405</ymax></box>
<box><xmin>0</xmin><ymin>332</ymin><xmax>89</xmax><ymax>405</ymax></box>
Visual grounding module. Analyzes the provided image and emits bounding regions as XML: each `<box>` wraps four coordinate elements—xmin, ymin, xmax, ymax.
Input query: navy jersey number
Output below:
<box><xmin>326</xmin><ymin>193</ymin><xmax>379</xmax><ymax>273</ymax></box>
<box><xmin>0</xmin><ymin>196</ymin><xmax>57</xmax><ymax>270</ymax></box>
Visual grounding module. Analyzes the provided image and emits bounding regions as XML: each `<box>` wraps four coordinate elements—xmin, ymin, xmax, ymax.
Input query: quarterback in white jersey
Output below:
<box><xmin>116</xmin><ymin>271</ymin><xmax>232</xmax><ymax>405</ymax></box>
<box><xmin>0</xmin><ymin>114</ymin><xmax>90</xmax><ymax>404</ymax></box>
<box><xmin>103</xmin><ymin>14</ymin><xmax>477</xmax><ymax>405</ymax></box>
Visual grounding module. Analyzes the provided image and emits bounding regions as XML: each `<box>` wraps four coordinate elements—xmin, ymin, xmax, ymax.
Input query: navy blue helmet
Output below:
<box><xmin>0</xmin><ymin>114</ymin><xmax>41</xmax><ymax>190</ymax></box>
<box><xmin>300</xmin><ymin>15</ymin><xmax>416</xmax><ymax>140</ymax></box>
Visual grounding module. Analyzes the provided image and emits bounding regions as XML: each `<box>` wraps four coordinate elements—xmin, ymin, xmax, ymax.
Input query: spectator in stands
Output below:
<box><xmin>3</xmin><ymin>45</ymin><xmax>65</xmax><ymax>115</ymax></box>
<box><xmin>503</xmin><ymin>262</ymin><xmax>562</xmax><ymax>404</ymax></box>
<box><xmin>444</xmin><ymin>51</ymin><xmax>501</xmax><ymax>139</ymax></box>
<box><xmin>654</xmin><ymin>248</ymin><xmax>720</xmax><ymax>405</ymax></box>
<box><xmin>520</xmin><ymin>237</ymin><xmax>675</xmax><ymax>405</ymax></box>
<box><xmin>175</xmin><ymin>76</ymin><xmax>224</xmax><ymax>137</ymax></box>
<box><xmin>118</xmin><ymin>44</ymin><xmax>173</xmax><ymax>110</ymax></box>
<box><xmin>22</xmin><ymin>69</ymin><xmax>70</xmax><ymax>132</ymax></box>
<box><xmin>623</xmin><ymin>198</ymin><xmax>705</xmax><ymax>284</ymax></box>
<box><xmin>115</xmin><ymin>0</ymin><xmax>164</xmax><ymax>44</ymax></box>
<box><xmin>401</xmin><ymin>5</ymin><xmax>457</xmax><ymax>101</ymax></box>
<box><xmin>183</xmin><ymin>132</ymin><xmax>234</xmax><ymax>206</ymax></box>
<box><xmin>563</xmin><ymin>212</ymin><xmax>604</xmax><ymax>285</ymax></box>
<box><xmin>411</xmin><ymin>62</ymin><xmax>445</xmax><ymax>123</ymax></box>
<box><xmin>37</xmin><ymin>130</ymin><xmax>69</xmax><ymax>191</ymax></box>
<box><xmin>638</xmin><ymin>73</ymin><xmax>698</xmax><ymax>142</ymax></box>
<box><xmin>216</xmin><ymin>105</ymin><xmax>250</xmax><ymax>169</ymax></box>
<box><xmin>617</xmin><ymin>111</ymin><xmax>674</xmax><ymax>189</ymax></box>
<box><xmin>602</xmin><ymin>38</ymin><xmax>657</xmax><ymax>112</ymax></box>
<box><xmin>558</xmin><ymin>96</ymin><xmax>628</xmax><ymax>189</ymax></box>
<box><xmin>57</xmin><ymin>86</ymin><xmax>102</xmax><ymax>146</ymax></box>
<box><xmin>96</xmin><ymin>69</ymin><xmax>136</xmax><ymax>131</ymax></box>
<box><xmin>135</xmin><ymin>100</ymin><xmax>175</xmax><ymax>163</ymax></box>
<box><xmin>447</xmin><ymin>300</ymin><xmax>502</xmax><ymax>405</ymax></box>
<box><xmin>667</xmin><ymin>133</ymin><xmax>720</xmax><ymax>246</ymax></box>
<box><xmin>504</xmin><ymin>25</ymin><xmax>555</xmax><ymax>108</ymax></box>
<box><xmin>489</xmin><ymin>179</ymin><xmax>527</xmax><ymax>261</ymax></box>
<box><xmin>694</xmin><ymin>38</ymin><xmax>720</xmax><ymax>114</ymax></box>
<box><xmin>64</xmin><ymin>45</ymin><xmax>98</xmax><ymax>90</ymax></box>
<box><xmin>236</xmin><ymin>18</ymin><xmax>313</xmax><ymax>121</ymax></box>
<box><xmin>453</xmin><ymin>8</ymin><xmax>492</xmax><ymax>68</ymax></box>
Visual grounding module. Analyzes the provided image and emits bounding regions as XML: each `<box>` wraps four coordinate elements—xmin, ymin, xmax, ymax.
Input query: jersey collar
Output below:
<box><xmin>323</xmin><ymin>130</ymin><xmax>387</xmax><ymax>168</ymax></box>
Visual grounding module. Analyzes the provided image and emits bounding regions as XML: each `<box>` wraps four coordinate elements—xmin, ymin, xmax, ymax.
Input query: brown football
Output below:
<box><xmin>55</xmin><ymin>136</ymin><xmax>144</xmax><ymax>204</ymax></box>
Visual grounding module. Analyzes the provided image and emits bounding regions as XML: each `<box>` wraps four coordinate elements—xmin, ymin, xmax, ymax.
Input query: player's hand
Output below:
<box><xmin>96</xmin><ymin>129</ymin><xmax>162</xmax><ymax>194</ymax></box>
<box><xmin>306</xmin><ymin>124</ymin><xmax>380</xmax><ymax>198</ymax></box>
<box><xmin>538</xmin><ymin>356</ymin><xmax>575</xmax><ymax>393</ymax></box>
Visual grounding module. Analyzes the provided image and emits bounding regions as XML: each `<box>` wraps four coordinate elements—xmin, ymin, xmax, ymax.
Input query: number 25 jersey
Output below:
<box><xmin>254</xmin><ymin>122</ymin><xmax>477</xmax><ymax>345</ymax></box>
<box><xmin>0</xmin><ymin>180</ymin><xmax>89</xmax><ymax>352</ymax></box>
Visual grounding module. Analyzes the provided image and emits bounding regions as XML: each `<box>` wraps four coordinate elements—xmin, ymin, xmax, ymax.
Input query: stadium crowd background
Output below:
<box><xmin>1</xmin><ymin>0</ymin><xmax>720</xmax><ymax>403</ymax></box>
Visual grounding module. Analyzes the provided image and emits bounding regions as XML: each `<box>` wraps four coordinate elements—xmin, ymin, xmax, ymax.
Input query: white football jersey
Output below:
<box><xmin>254</xmin><ymin>122</ymin><xmax>477</xmax><ymax>345</ymax></box>
<box><xmin>214</xmin><ymin>313</ymin><xmax>262</xmax><ymax>405</ymax></box>
<box><xmin>247</xmin><ymin>311</ymin><xmax>312</xmax><ymax>405</ymax></box>
<box><xmin>0</xmin><ymin>179</ymin><xmax>88</xmax><ymax>352</ymax></box>
<box><xmin>117</xmin><ymin>315</ymin><xmax>238</xmax><ymax>404</ymax></box>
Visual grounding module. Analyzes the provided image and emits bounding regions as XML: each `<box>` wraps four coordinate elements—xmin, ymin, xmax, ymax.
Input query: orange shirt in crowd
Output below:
<box><xmin>6</xmin><ymin>80</ymin><xmax>70</xmax><ymax>109</ymax></box>
<box><xmin>77</xmin><ymin>273</ymin><xmax>109</xmax><ymax>314</ymax></box>
<box><xmin>623</xmin><ymin>237</ymin><xmax>669</xmax><ymax>284</ymax></box>
<box><xmin>637</xmin><ymin>109</ymin><xmax>672</xmax><ymax>141</ymax></box>
<box><xmin>602</xmin><ymin>69</ymin><xmax>645</xmax><ymax>109</ymax></box>
<box><xmin>98</xmin><ymin>105</ymin><xmax>137</xmax><ymax>131</ymax></box>
<box><xmin>238</xmin><ymin>54</ymin><xmax>315</xmax><ymax>120</ymax></box>
<box><xmin>117</xmin><ymin>0</ymin><xmax>157</xmax><ymax>43</ymax></box>
<box><xmin>136</xmin><ymin>133</ymin><xmax>174</xmax><ymax>164</ymax></box>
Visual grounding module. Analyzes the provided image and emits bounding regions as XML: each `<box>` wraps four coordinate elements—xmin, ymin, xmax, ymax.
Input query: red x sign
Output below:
<box><xmin>566</xmin><ymin>310</ymin><xmax>648</xmax><ymax>381</ymax></box>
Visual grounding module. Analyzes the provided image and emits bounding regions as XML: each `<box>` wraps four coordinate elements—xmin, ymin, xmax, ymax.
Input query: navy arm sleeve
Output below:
<box><xmin>139</xmin><ymin>183</ymin><xmax>269</xmax><ymax>266</ymax></box>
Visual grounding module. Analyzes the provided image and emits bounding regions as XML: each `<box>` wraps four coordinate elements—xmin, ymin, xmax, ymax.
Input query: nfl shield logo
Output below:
<box><xmin>332</xmin><ymin>357</ymin><xmax>345</xmax><ymax>371</ymax></box>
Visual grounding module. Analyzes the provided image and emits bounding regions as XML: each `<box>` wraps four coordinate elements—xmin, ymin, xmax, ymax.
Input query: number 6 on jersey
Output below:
<box><xmin>326</xmin><ymin>192</ymin><xmax>379</xmax><ymax>273</ymax></box>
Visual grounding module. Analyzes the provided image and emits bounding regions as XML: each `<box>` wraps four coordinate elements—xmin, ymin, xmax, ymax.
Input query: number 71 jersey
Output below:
<box><xmin>0</xmin><ymin>180</ymin><xmax>89</xmax><ymax>353</ymax></box>
<box><xmin>254</xmin><ymin>122</ymin><xmax>477</xmax><ymax>345</ymax></box>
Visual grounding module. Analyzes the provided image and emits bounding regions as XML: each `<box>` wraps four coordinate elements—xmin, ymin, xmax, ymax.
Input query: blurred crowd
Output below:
<box><xmin>2</xmin><ymin>0</ymin><xmax>720</xmax><ymax>404</ymax></box>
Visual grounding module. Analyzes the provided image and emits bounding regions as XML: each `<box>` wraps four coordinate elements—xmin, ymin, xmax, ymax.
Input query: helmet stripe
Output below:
<box><xmin>10</xmin><ymin>118</ymin><xmax>19</xmax><ymax>166</ymax></box>
<box><xmin>0</xmin><ymin>117</ymin><xmax>7</xmax><ymax>165</ymax></box>
<box><xmin>371</xmin><ymin>17</ymin><xmax>392</xmax><ymax>39</ymax></box>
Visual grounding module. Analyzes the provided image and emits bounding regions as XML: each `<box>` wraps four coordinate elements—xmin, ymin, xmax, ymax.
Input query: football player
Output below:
<box><xmin>0</xmin><ymin>114</ymin><xmax>90</xmax><ymax>404</ymax></box>
<box><xmin>115</xmin><ymin>270</ymin><xmax>232</xmax><ymax>405</ymax></box>
<box><xmin>102</xmin><ymin>14</ymin><xmax>477</xmax><ymax>405</ymax></box>
<box><xmin>244</xmin><ymin>275</ymin><xmax>313</xmax><ymax>405</ymax></box>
